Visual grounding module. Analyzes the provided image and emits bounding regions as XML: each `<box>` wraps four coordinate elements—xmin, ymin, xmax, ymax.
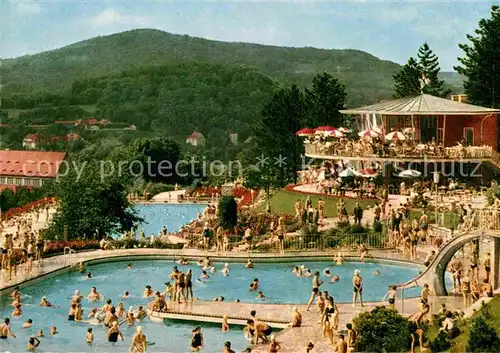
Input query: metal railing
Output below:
<box><xmin>63</xmin><ymin>246</ymin><xmax>77</xmax><ymax>266</ymax></box>
<box><xmin>184</xmin><ymin>232</ymin><xmax>391</xmax><ymax>254</ymax></box>
<box><xmin>304</xmin><ymin>142</ymin><xmax>494</xmax><ymax>160</ymax></box>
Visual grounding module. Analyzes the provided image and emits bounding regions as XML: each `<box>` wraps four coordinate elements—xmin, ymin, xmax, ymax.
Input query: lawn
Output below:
<box><xmin>257</xmin><ymin>189</ymin><xmax>377</xmax><ymax>218</ymax></box>
<box><xmin>424</xmin><ymin>296</ymin><xmax>500</xmax><ymax>353</ymax></box>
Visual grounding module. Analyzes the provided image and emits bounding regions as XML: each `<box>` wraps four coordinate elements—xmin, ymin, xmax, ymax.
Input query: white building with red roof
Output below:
<box><xmin>0</xmin><ymin>150</ymin><xmax>67</xmax><ymax>188</ymax></box>
<box><xmin>186</xmin><ymin>132</ymin><xmax>206</xmax><ymax>147</ymax></box>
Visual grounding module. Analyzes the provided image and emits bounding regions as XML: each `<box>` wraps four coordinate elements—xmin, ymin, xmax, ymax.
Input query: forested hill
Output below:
<box><xmin>1</xmin><ymin>28</ymin><xmax>401</xmax><ymax>107</ymax></box>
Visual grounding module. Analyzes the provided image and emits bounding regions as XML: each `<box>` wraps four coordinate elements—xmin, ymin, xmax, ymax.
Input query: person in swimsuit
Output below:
<box><xmin>245</xmin><ymin>259</ymin><xmax>253</xmax><ymax>268</ymax></box>
<box><xmin>88</xmin><ymin>287</ymin><xmax>102</xmax><ymax>302</ymax></box>
<box><xmin>0</xmin><ymin>318</ymin><xmax>16</xmax><ymax>339</ymax></box>
<box><xmin>39</xmin><ymin>296</ymin><xmax>54</xmax><ymax>307</ymax></box>
<box><xmin>306</xmin><ymin>272</ymin><xmax>323</xmax><ymax>311</ymax></box>
<box><xmin>143</xmin><ymin>285</ymin><xmax>154</xmax><ymax>298</ymax></box>
<box><xmin>335</xmin><ymin>334</ymin><xmax>348</xmax><ymax>353</ymax></box>
<box><xmin>352</xmin><ymin>270</ymin><xmax>364</xmax><ymax>307</ymax></box>
<box><xmin>268</xmin><ymin>335</ymin><xmax>281</xmax><ymax>352</ymax></box>
<box><xmin>130</xmin><ymin>325</ymin><xmax>147</xmax><ymax>353</ymax></box>
<box><xmin>222</xmin><ymin>314</ymin><xmax>230</xmax><ymax>332</ymax></box>
<box><xmin>420</xmin><ymin>284</ymin><xmax>432</xmax><ymax>306</ymax></box>
<box><xmin>383</xmin><ymin>286</ymin><xmax>398</xmax><ymax>310</ymax></box>
<box><xmin>68</xmin><ymin>303</ymin><xmax>76</xmax><ymax>321</ymax></box>
<box><xmin>291</xmin><ymin>307</ymin><xmax>302</xmax><ymax>327</ymax></box>
<box><xmin>28</xmin><ymin>336</ymin><xmax>40</xmax><ymax>352</ymax></box>
<box><xmin>107</xmin><ymin>322</ymin><xmax>124</xmax><ymax>343</ymax></box>
<box><xmin>86</xmin><ymin>328</ymin><xmax>94</xmax><ymax>344</ymax></box>
<box><xmin>249</xmin><ymin>278</ymin><xmax>260</xmax><ymax>291</ymax></box>
<box><xmin>50</xmin><ymin>326</ymin><xmax>58</xmax><ymax>336</ymax></box>
<box><xmin>346</xmin><ymin>323</ymin><xmax>357</xmax><ymax>352</ymax></box>
<box><xmin>222</xmin><ymin>341</ymin><xmax>236</xmax><ymax>353</ymax></box>
<box><xmin>103</xmin><ymin>306</ymin><xmax>118</xmax><ymax>327</ymax></box>
<box><xmin>177</xmin><ymin>271</ymin><xmax>187</xmax><ymax>304</ymax></box>
<box><xmin>191</xmin><ymin>326</ymin><xmax>204</xmax><ymax>352</ymax></box>
<box><xmin>12</xmin><ymin>304</ymin><xmax>23</xmax><ymax>317</ymax></box>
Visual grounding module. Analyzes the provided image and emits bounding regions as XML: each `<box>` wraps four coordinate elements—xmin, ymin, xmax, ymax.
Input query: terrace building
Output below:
<box><xmin>0</xmin><ymin>150</ymin><xmax>67</xmax><ymax>188</ymax></box>
<box><xmin>304</xmin><ymin>94</ymin><xmax>500</xmax><ymax>171</ymax></box>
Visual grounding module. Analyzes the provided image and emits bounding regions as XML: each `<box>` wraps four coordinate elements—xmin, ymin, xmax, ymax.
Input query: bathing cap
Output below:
<box><xmin>75</xmin><ymin>290</ymin><xmax>80</xmax><ymax>295</ymax></box>
<box><xmin>136</xmin><ymin>326</ymin><xmax>142</xmax><ymax>334</ymax></box>
<box><xmin>354</xmin><ymin>269</ymin><xmax>360</xmax><ymax>275</ymax></box>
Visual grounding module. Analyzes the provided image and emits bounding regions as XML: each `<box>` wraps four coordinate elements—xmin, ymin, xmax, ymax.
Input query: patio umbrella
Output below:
<box><xmin>315</xmin><ymin>125</ymin><xmax>336</xmax><ymax>133</ymax></box>
<box><xmin>296</xmin><ymin>128</ymin><xmax>315</xmax><ymax>136</ymax></box>
<box><xmin>358</xmin><ymin>168</ymin><xmax>378</xmax><ymax>178</ymax></box>
<box><xmin>339</xmin><ymin>168</ymin><xmax>360</xmax><ymax>177</ymax></box>
<box><xmin>325</xmin><ymin>129</ymin><xmax>344</xmax><ymax>138</ymax></box>
<box><xmin>358</xmin><ymin>129</ymin><xmax>380</xmax><ymax>138</ymax></box>
<box><xmin>338</xmin><ymin>127</ymin><xmax>352</xmax><ymax>133</ymax></box>
<box><xmin>385</xmin><ymin>131</ymin><xmax>407</xmax><ymax>141</ymax></box>
<box><xmin>398</xmin><ymin>169</ymin><xmax>421</xmax><ymax>178</ymax></box>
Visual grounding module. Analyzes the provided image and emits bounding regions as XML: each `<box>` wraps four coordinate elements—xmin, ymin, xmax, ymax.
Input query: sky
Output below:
<box><xmin>1</xmin><ymin>0</ymin><xmax>498</xmax><ymax>70</ymax></box>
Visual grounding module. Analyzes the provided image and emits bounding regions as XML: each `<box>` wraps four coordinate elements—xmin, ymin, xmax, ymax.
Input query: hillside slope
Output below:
<box><xmin>1</xmin><ymin>29</ymin><xmax>401</xmax><ymax>107</ymax></box>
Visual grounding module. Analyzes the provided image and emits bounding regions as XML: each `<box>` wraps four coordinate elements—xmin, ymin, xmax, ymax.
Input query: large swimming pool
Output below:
<box><xmin>133</xmin><ymin>204</ymin><xmax>207</xmax><ymax>236</ymax></box>
<box><xmin>0</xmin><ymin>260</ymin><xmax>423</xmax><ymax>352</ymax></box>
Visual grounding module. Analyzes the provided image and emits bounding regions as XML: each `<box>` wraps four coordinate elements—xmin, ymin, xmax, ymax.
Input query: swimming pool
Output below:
<box><xmin>0</xmin><ymin>260</ymin><xmax>434</xmax><ymax>352</ymax></box>
<box><xmin>133</xmin><ymin>204</ymin><xmax>207</xmax><ymax>236</ymax></box>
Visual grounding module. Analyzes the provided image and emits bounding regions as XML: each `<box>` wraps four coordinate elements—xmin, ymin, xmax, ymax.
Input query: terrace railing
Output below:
<box><xmin>304</xmin><ymin>142</ymin><xmax>494</xmax><ymax>160</ymax></box>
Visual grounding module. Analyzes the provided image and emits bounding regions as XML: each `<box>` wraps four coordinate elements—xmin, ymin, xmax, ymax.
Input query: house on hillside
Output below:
<box><xmin>186</xmin><ymin>132</ymin><xmax>206</xmax><ymax>147</ymax></box>
<box><xmin>0</xmin><ymin>150</ymin><xmax>67</xmax><ymax>188</ymax></box>
<box><xmin>229</xmin><ymin>131</ymin><xmax>238</xmax><ymax>145</ymax></box>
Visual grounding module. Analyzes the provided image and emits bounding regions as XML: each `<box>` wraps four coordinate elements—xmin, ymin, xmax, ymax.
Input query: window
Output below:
<box><xmin>464</xmin><ymin>128</ymin><xmax>474</xmax><ymax>146</ymax></box>
<box><xmin>0</xmin><ymin>177</ymin><xmax>5</xmax><ymax>184</ymax></box>
<box><xmin>6</xmin><ymin>177</ymin><xmax>13</xmax><ymax>185</ymax></box>
<box><xmin>25</xmin><ymin>178</ymin><xmax>33</xmax><ymax>186</ymax></box>
<box><xmin>33</xmin><ymin>179</ymin><xmax>41</xmax><ymax>187</ymax></box>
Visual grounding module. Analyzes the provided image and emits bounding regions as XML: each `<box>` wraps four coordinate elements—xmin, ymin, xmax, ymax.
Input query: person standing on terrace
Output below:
<box><xmin>318</xmin><ymin>199</ymin><xmax>325</xmax><ymax>224</ymax></box>
<box><xmin>353</xmin><ymin>203</ymin><xmax>363</xmax><ymax>225</ymax></box>
<box><xmin>202</xmin><ymin>223</ymin><xmax>211</xmax><ymax>251</ymax></box>
<box><xmin>295</xmin><ymin>200</ymin><xmax>303</xmax><ymax>224</ymax></box>
<box><xmin>306</xmin><ymin>271</ymin><xmax>323</xmax><ymax>311</ymax></box>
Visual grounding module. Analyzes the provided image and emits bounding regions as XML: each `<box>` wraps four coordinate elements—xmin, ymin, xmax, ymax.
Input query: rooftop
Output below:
<box><xmin>0</xmin><ymin>150</ymin><xmax>67</xmax><ymax>178</ymax></box>
<box><xmin>341</xmin><ymin>94</ymin><xmax>500</xmax><ymax>116</ymax></box>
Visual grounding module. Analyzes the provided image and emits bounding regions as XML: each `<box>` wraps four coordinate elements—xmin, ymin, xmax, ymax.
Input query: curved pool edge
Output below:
<box><xmin>0</xmin><ymin>248</ymin><xmax>424</xmax><ymax>296</ymax></box>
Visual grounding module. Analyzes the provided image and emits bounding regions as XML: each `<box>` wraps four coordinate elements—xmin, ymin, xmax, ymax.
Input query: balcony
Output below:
<box><xmin>304</xmin><ymin>141</ymin><xmax>495</xmax><ymax>162</ymax></box>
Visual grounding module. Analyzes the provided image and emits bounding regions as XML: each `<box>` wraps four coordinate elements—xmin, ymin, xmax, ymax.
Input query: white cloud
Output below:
<box><xmin>13</xmin><ymin>2</ymin><xmax>43</xmax><ymax>16</ymax></box>
<box><xmin>89</xmin><ymin>8</ymin><xmax>149</xmax><ymax>27</ymax></box>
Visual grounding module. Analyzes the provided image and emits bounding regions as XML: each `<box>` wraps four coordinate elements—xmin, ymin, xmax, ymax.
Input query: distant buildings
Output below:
<box><xmin>450</xmin><ymin>94</ymin><xmax>468</xmax><ymax>104</ymax></box>
<box><xmin>186</xmin><ymin>132</ymin><xmax>206</xmax><ymax>147</ymax></box>
<box><xmin>22</xmin><ymin>133</ymin><xmax>81</xmax><ymax>149</ymax></box>
<box><xmin>0</xmin><ymin>150</ymin><xmax>67</xmax><ymax>188</ymax></box>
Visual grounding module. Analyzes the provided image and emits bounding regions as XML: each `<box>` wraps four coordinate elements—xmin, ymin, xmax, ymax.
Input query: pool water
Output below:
<box><xmin>133</xmin><ymin>204</ymin><xmax>207</xmax><ymax>236</ymax></box>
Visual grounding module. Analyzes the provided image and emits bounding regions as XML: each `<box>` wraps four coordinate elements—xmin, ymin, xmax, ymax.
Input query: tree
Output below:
<box><xmin>455</xmin><ymin>6</ymin><xmax>500</xmax><ymax>109</ymax></box>
<box><xmin>467</xmin><ymin>315</ymin><xmax>500</xmax><ymax>353</ymax></box>
<box><xmin>44</xmin><ymin>162</ymin><xmax>141</xmax><ymax>240</ymax></box>
<box><xmin>305</xmin><ymin>73</ymin><xmax>346</xmax><ymax>127</ymax></box>
<box><xmin>218</xmin><ymin>196</ymin><xmax>237</xmax><ymax>231</ymax></box>
<box><xmin>393</xmin><ymin>57</ymin><xmax>421</xmax><ymax>98</ymax></box>
<box><xmin>393</xmin><ymin>44</ymin><xmax>450</xmax><ymax>98</ymax></box>
<box><xmin>418</xmin><ymin>43</ymin><xmax>452</xmax><ymax>98</ymax></box>
<box><xmin>254</xmin><ymin>85</ymin><xmax>307</xmax><ymax>187</ymax></box>
<box><xmin>132</xmin><ymin>137</ymin><xmax>181</xmax><ymax>184</ymax></box>
<box><xmin>353</xmin><ymin>306</ymin><xmax>410</xmax><ymax>353</ymax></box>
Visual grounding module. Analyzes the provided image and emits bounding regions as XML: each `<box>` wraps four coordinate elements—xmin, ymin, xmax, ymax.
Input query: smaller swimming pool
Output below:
<box><xmin>133</xmin><ymin>204</ymin><xmax>206</xmax><ymax>236</ymax></box>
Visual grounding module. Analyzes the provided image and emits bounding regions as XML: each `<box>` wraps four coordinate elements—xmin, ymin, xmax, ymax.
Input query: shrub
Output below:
<box><xmin>218</xmin><ymin>196</ymin><xmax>238</xmax><ymax>230</ymax></box>
<box><xmin>373</xmin><ymin>221</ymin><xmax>383</xmax><ymax>233</ymax></box>
<box><xmin>430</xmin><ymin>330</ymin><xmax>451</xmax><ymax>352</ymax></box>
<box><xmin>353</xmin><ymin>306</ymin><xmax>410</xmax><ymax>353</ymax></box>
<box><xmin>467</xmin><ymin>315</ymin><xmax>500</xmax><ymax>353</ymax></box>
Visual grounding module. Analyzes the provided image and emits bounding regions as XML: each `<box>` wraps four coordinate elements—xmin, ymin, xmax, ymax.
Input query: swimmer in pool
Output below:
<box><xmin>127</xmin><ymin>264</ymin><xmax>133</xmax><ymax>270</ymax></box>
<box><xmin>331</xmin><ymin>275</ymin><xmax>340</xmax><ymax>283</ymax></box>
<box><xmin>296</xmin><ymin>267</ymin><xmax>303</xmax><ymax>277</ymax></box>
<box><xmin>256</xmin><ymin>291</ymin><xmax>266</xmax><ymax>299</ymax></box>
<box><xmin>335</xmin><ymin>253</ymin><xmax>344</xmax><ymax>265</ymax></box>
<box><xmin>245</xmin><ymin>259</ymin><xmax>253</xmax><ymax>268</ymax></box>
<box><xmin>200</xmin><ymin>271</ymin><xmax>210</xmax><ymax>280</ymax></box>
<box><xmin>143</xmin><ymin>285</ymin><xmax>154</xmax><ymax>298</ymax></box>
<box><xmin>222</xmin><ymin>263</ymin><xmax>230</xmax><ymax>277</ymax></box>
<box><xmin>87</xmin><ymin>287</ymin><xmax>102</xmax><ymax>302</ymax></box>
<box><xmin>373</xmin><ymin>269</ymin><xmax>381</xmax><ymax>276</ymax></box>
<box><xmin>86</xmin><ymin>272</ymin><xmax>92</xmax><ymax>279</ymax></box>
<box><xmin>86</xmin><ymin>328</ymin><xmax>94</xmax><ymax>344</ymax></box>
<box><xmin>50</xmin><ymin>326</ymin><xmax>57</xmax><ymax>336</ymax></box>
<box><xmin>12</xmin><ymin>304</ymin><xmax>23</xmax><ymax>317</ymax></box>
<box><xmin>249</xmin><ymin>278</ymin><xmax>260</xmax><ymax>291</ymax></box>
<box><xmin>213</xmin><ymin>296</ymin><xmax>225</xmax><ymax>302</ymax></box>
<box><xmin>210</xmin><ymin>267</ymin><xmax>217</xmax><ymax>274</ymax></box>
<box><xmin>39</xmin><ymin>296</ymin><xmax>55</xmax><ymax>307</ymax></box>
<box><xmin>304</xmin><ymin>269</ymin><xmax>312</xmax><ymax>277</ymax></box>
<box><xmin>178</xmin><ymin>256</ymin><xmax>189</xmax><ymax>265</ymax></box>
<box><xmin>323</xmin><ymin>269</ymin><xmax>332</xmax><ymax>277</ymax></box>
<box><xmin>71</xmin><ymin>290</ymin><xmax>82</xmax><ymax>304</ymax></box>
<box><xmin>23</xmin><ymin>319</ymin><xmax>33</xmax><ymax>328</ymax></box>
<box><xmin>122</xmin><ymin>291</ymin><xmax>130</xmax><ymax>299</ymax></box>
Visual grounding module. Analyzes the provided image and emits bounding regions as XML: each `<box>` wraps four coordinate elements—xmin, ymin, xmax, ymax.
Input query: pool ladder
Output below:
<box><xmin>63</xmin><ymin>247</ymin><xmax>77</xmax><ymax>266</ymax></box>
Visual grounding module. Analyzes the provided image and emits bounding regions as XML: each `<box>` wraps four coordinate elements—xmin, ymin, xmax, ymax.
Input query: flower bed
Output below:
<box><xmin>43</xmin><ymin>240</ymin><xmax>100</xmax><ymax>256</ymax></box>
<box><xmin>1</xmin><ymin>197</ymin><xmax>57</xmax><ymax>221</ymax></box>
